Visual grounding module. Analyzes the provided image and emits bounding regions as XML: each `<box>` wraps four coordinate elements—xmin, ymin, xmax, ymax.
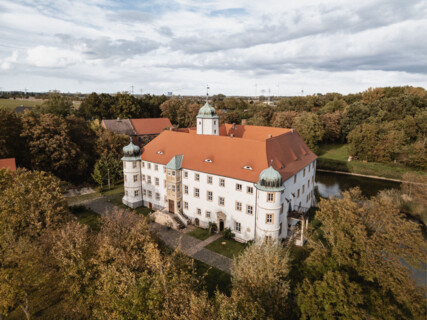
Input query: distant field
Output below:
<box><xmin>317</xmin><ymin>144</ymin><xmax>426</xmax><ymax>180</ymax></box>
<box><xmin>0</xmin><ymin>98</ymin><xmax>81</xmax><ymax>111</ymax></box>
<box><xmin>0</xmin><ymin>98</ymin><xmax>44</xmax><ymax>110</ymax></box>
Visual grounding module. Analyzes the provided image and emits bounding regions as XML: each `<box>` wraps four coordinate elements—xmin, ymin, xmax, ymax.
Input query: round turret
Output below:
<box><xmin>121</xmin><ymin>137</ymin><xmax>141</xmax><ymax>161</ymax></box>
<box><xmin>197</xmin><ymin>101</ymin><xmax>219</xmax><ymax>119</ymax></box>
<box><xmin>257</xmin><ymin>165</ymin><xmax>284</xmax><ymax>190</ymax></box>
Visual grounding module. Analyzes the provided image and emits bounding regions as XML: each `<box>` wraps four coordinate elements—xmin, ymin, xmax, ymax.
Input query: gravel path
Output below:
<box><xmin>75</xmin><ymin>197</ymin><xmax>232</xmax><ymax>273</ymax></box>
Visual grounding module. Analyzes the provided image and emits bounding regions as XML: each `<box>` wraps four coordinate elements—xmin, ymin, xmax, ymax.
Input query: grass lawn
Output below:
<box><xmin>193</xmin><ymin>259</ymin><xmax>232</xmax><ymax>296</ymax></box>
<box><xmin>69</xmin><ymin>205</ymin><xmax>101</xmax><ymax>230</ymax></box>
<box><xmin>0</xmin><ymin>98</ymin><xmax>44</xmax><ymax>110</ymax></box>
<box><xmin>205</xmin><ymin>237</ymin><xmax>246</xmax><ymax>259</ymax></box>
<box><xmin>317</xmin><ymin>143</ymin><xmax>425</xmax><ymax>180</ymax></box>
<box><xmin>187</xmin><ymin>227</ymin><xmax>212</xmax><ymax>240</ymax></box>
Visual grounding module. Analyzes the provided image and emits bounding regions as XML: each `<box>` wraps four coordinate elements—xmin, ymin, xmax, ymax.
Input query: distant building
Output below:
<box><xmin>0</xmin><ymin>158</ymin><xmax>16</xmax><ymax>171</ymax></box>
<box><xmin>121</xmin><ymin>100</ymin><xmax>317</xmax><ymax>245</ymax></box>
<box><xmin>102</xmin><ymin>118</ymin><xmax>172</xmax><ymax>146</ymax></box>
<box><xmin>14</xmin><ymin>106</ymin><xmax>34</xmax><ymax>113</ymax></box>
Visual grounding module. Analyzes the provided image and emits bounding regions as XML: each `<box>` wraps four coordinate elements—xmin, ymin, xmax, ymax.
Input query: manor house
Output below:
<box><xmin>122</xmin><ymin>99</ymin><xmax>317</xmax><ymax>243</ymax></box>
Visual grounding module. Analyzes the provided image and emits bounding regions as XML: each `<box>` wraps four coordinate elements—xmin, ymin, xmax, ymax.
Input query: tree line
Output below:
<box><xmin>159</xmin><ymin>87</ymin><xmax>426</xmax><ymax>169</ymax></box>
<box><xmin>0</xmin><ymin>169</ymin><xmax>425</xmax><ymax>319</ymax></box>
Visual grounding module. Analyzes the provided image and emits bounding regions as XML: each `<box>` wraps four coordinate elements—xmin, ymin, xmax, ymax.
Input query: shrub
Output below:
<box><xmin>223</xmin><ymin>227</ymin><xmax>235</xmax><ymax>240</ymax></box>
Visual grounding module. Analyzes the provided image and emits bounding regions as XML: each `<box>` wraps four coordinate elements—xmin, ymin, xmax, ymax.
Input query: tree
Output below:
<box><xmin>298</xmin><ymin>189</ymin><xmax>426</xmax><ymax>319</ymax></box>
<box><xmin>20</xmin><ymin>113</ymin><xmax>81</xmax><ymax>181</ymax></box>
<box><xmin>227</xmin><ymin>241</ymin><xmax>291</xmax><ymax>319</ymax></box>
<box><xmin>320</xmin><ymin>112</ymin><xmax>343</xmax><ymax>143</ymax></box>
<box><xmin>347</xmin><ymin>123</ymin><xmax>379</xmax><ymax>161</ymax></box>
<box><xmin>160</xmin><ymin>98</ymin><xmax>183</xmax><ymax>125</ymax></box>
<box><xmin>92</xmin><ymin>153</ymin><xmax>123</xmax><ymax>188</ymax></box>
<box><xmin>361</xmin><ymin>87</ymin><xmax>384</xmax><ymax>104</ymax></box>
<box><xmin>39</xmin><ymin>91</ymin><xmax>73</xmax><ymax>117</ymax></box>
<box><xmin>294</xmin><ymin>112</ymin><xmax>324</xmax><ymax>153</ymax></box>
<box><xmin>271</xmin><ymin>111</ymin><xmax>298</xmax><ymax>128</ymax></box>
<box><xmin>111</xmin><ymin>92</ymin><xmax>140</xmax><ymax>119</ymax></box>
<box><xmin>95</xmin><ymin>129</ymin><xmax>129</xmax><ymax>158</ymax></box>
<box><xmin>0</xmin><ymin>109</ymin><xmax>24</xmax><ymax>162</ymax></box>
<box><xmin>249</xmin><ymin>107</ymin><xmax>274</xmax><ymax>126</ymax></box>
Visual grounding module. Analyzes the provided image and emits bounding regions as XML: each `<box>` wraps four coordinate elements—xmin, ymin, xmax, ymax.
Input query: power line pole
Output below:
<box><xmin>130</xmin><ymin>84</ymin><xmax>134</xmax><ymax>95</ymax></box>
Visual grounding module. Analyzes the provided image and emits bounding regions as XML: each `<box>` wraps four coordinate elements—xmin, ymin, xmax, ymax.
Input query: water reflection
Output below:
<box><xmin>315</xmin><ymin>171</ymin><xmax>401</xmax><ymax>199</ymax></box>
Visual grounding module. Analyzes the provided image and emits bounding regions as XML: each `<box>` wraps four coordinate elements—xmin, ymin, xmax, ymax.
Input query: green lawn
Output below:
<box><xmin>187</xmin><ymin>227</ymin><xmax>212</xmax><ymax>240</ymax></box>
<box><xmin>317</xmin><ymin>143</ymin><xmax>425</xmax><ymax>180</ymax></box>
<box><xmin>69</xmin><ymin>205</ymin><xmax>101</xmax><ymax>230</ymax></box>
<box><xmin>0</xmin><ymin>98</ymin><xmax>44</xmax><ymax>110</ymax></box>
<box><xmin>193</xmin><ymin>259</ymin><xmax>232</xmax><ymax>296</ymax></box>
<box><xmin>205</xmin><ymin>237</ymin><xmax>246</xmax><ymax>259</ymax></box>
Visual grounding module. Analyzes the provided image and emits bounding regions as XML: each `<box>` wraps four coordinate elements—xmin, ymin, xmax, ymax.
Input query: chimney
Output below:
<box><xmin>268</xmin><ymin>134</ymin><xmax>272</xmax><ymax>138</ymax></box>
<box><xmin>241</xmin><ymin>119</ymin><xmax>247</xmax><ymax>125</ymax></box>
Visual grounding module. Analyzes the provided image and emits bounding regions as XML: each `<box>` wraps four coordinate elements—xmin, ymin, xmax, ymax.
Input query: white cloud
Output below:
<box><xmin>26</xmin><ymin>46</ymin><xmax>83</xmax><ymax>67</ymax></box>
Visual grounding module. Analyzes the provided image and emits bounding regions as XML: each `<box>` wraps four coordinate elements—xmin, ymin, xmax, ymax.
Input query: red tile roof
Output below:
<box><xmin>0</xmin><ymin>158</ymin><xmax>16</xmax><ymax>171</ymax></box>
<box><xmin>130</xmin><ymin>118</ymin><xmax>172</xmax><ymax>135</ymax></box>
<box><xmin>141</xmin><ymin>125</ymin><xmax>317</xmax><ymax>183</ymax></box>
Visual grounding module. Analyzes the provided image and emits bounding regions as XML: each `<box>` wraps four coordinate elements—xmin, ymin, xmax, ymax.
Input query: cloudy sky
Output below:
<box><xmin>0</xmin><ymin>0</ymin><xmax>427</xmax><ymax>96</ymax></box>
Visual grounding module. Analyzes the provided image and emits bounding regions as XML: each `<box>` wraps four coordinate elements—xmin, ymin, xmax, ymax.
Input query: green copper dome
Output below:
<box><xmin>197</xmin><ymin>101</ymin><xmax>219</xmax><ymax>119</ymax></box>
<box><xmin>121</xmin><ymin>137</ymin><xmax>141</xmax><ymax>161</ymax></box>
<box><xmin>256</xmin><ymin>164</ymin><xmax>284</xmax><ymax>191</ymax></box>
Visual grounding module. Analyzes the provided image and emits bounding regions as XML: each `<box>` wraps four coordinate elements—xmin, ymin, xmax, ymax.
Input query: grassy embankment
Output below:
<box><xmin>317</xmin><ymin>144</ymin><xmax>426</xmax><ymax>180</ymax></box>
<box><xmin>0</xmin><ymin>98</ymin><xmax>81</xmax><ymax>111</ymax></box>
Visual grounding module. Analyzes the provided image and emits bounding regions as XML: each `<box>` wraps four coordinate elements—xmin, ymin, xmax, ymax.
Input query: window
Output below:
<box><xmin>294</xmin><ymin>175</ymin><xmax>297</xmax><ymax>183</ymax></box>
<box><xmin>197</xmin><ymin>208</ymin><xmax>201</xmax><ymax>215</ymax></box>
<box><xmin>267</xmin><ymin>193</ymin><xmax>274</xmax><ymax>202</ymax></box>
<box><xmin>155</xmin><ymin>177</ymin><xmax>159</xmax><ymax>186</ymax></box>
<box><xmin>280</xmin><ymin>203</ymin><xmax>284</xmax><ymax>214</ymax></box>
<box><xmin>147</xmin><ymin>176</ymin><xmax>151</xmax><ymax>184</ymax></box>
<box><xmin>184</xmin><ymin>185</ymin><xmax>188</xmax><ymax>194</ymax></box>
<box><xmin>172</xmin><ymin>171</ymin><xmax>175</xmax><ymax>176</ymax></box>
<box><xmin>172</xmin><ymin>185</ymin><xmax>176</xmax><ymax>192</ymax></box>
<box><xmin>142</xmin><ymin>174</ymin><xmax>146</xmax><ymax>181</ymax></box>
<box><xmin>235</xmin><ymin>222</ymin><xmax>241</xmax><ymax>232</ymax></box>
<box><xmin>132</xmin><ymin>162</ymin><xmax>137</xmax><ymax>168</ymax></box>
<box><xmin>279</xmin><ymin>222</ymin><xmax>282</xmax><ymax>235</ymax></box>
<box><xmin>195</xmin><ymin>173</ymin><xmax>200</xmax><ymax>181</ymax></box>
<box><xmin>177</xmin><ymin>185</ymin><xmax>180</xmax><ymax>192</ymax></box>
<box><xmin>243</xmin><ymin>165</ymin><xmax>253</xmax><ymax>170</ymax></box>
<box><xmin>207</xmin><ymin>191</ymin><xmax>213</xmax><ymax>201</ymax></box>
<box><xmin>214</xmin><ymin>120</ymin><xmax>216</xmax><ymax>125</ymax></box>
<box><xmin>236</xmin><ymin>183</ymin><xmax>242</xmax><ymax>191</ymax></box>
<box><xmin>247</xmin><ymin>186</ymin><xmax>253</xmax><ymax>194</ymax></box>
<box><xmin>163</xmin><ymin>167</ymin><xmax>166</xmax><ymax>173</ymax></box>
<box><xmin>214</xmin><ymin>130</ymin><xmax>216</xmax><ymax>134</ymax></box>
<box><xmin>184</xmin><ymin>202</ymin><xmax>188</xmax><ymax>209</ymax></box>
<box><xmin>148</xmin><ymin>163</ymin><xmax>151</xmax><ymax>169</ymax></box>
<box><xmin>148</xmin><ymin>190</ymin><xmax>152</xmax><ymax>198</ymax></box>
<box><xmin>194</xmin><ymin>188</ymin><xmax>199</xmax><ymax>198</ymax></box>
<box><xmin>297</xmin><ymin>189</ymin><xmax>300</xmax><ymax>198</ymax></box>
<box><xmin>219</xmin><ymin>197</ymin><xmax>225</xmax><ymax>206</ymax></box>
<box><xmin>308</xmin><ymin>180</ymin><xmax>310</xmax><ymax>188</ymax></box>
<box><xmin>219</xmin><ymin>178</ymin><xmax>225</xmax><ymax>187</ymax></box>
<box><xmin>302</xmin><ymin>185</ymin><xmax>305</xmax><ymax>193</ymax></box>
<box><xmin>133</xmin><ymin>175</ymin><xmax>138</xmax><ymax>182</ymax></box>
<box><xmin>155</xmin><ymin>164</ymin><xmax>158</xmax><ymax>171</ymax></box>
<box><xmin>143</xmin><ymin>189</ymin><xmax>146</xmax><ymax>196</ymax></box>
<box><xmin>142</xmin><ymin>161</ymin><xmax>145</xmax><ymax>168</ymax></box>
<box><xmin>177</xmin><ymin>201</ymin><xmax>181</xmax><ymax>209</ymax></box>
<box><xmin>266</xmin><ymin>214</ymin><xmax>273</xmax><ymax>224</ymax></box>
<box><xmin>207</xmin><ymin>176</ymin><xmax>212</xmax><ymax>184</ymax></box>
<box><xmin>308</xmin><ymin>165</ymin><xmax>311</xmax><ymax>172</ymax></box>
<box><xmin>312</xmin><ymin>176</ymin><xmax>315</xmax><ymax>183</ymax></box>
<box><xmin>204</xmin><ymin>158</ymin><xmax>212</xmax><ymax>163</ymax></box>
<box><xmin>184</xmin><ymin>171</ymin><xmax>188</xmax><ymax>178</ymax></box>
<box><xmin>155</xmin><ymin>192</ymin><xmax>160</xmax><ymax>200</ymax></box>
<box><xmin>236</xmin><ymin>201</ymin><xmax>242</xmax><ymax>211</ymax></box>
<box><xmin>206</xmin><ymin>211</ymin><xmax>211</xmax><ymax>218</ymax></box>
<box><xmin>134</xmin><ymin>190</ymin><xmax>139</xmax><ymax>197</ymax></box>
<box><xmin>303</xmin><ymin>168</ymin><xmax>306</xmax><ymax>177</ymax></box>
<box><xmin>167</xmin><ymin>170</ymin><xmax>171</xmax><ymax>176</ymax></box>
<box><xmin>247</xmin><ymin>205</ymin><xmax>253</xmax><ymax>215</ymax></box>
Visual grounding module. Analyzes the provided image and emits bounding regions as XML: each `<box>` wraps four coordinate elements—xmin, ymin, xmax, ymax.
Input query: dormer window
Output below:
<box><xmin>157</xmin><ymin>151</ymin><xmax>163</xmax><ymax>155</ymax></box>
<box><xmin>204</xmin><ymin>159</ymin><xmax>213</xmax><ymax>163</ymax></box>
<box><xmin>243</xmin><ymin>165</ymin><xmax>253</xmax><ymax>170</ymax></box>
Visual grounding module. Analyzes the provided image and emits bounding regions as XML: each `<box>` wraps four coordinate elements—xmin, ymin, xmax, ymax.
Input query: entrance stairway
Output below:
<box><xmin>173</xmin><ymin>215</ymin><xmax>186</xmax><ymax>229</ymax></box>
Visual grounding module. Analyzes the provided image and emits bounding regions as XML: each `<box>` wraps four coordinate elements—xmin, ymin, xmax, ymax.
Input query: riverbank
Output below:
<box><xmin>317</xmin><ymin>144</ymin><xmax>426</xmax><ymax>180</ymax></box>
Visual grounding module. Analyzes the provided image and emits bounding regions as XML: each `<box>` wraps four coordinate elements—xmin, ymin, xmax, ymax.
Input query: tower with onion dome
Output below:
<box><xmin>122</xmin><ymin>137</ymin><xmax>143</xmax><ymax>208</ymax></box>
<box><xmin>255</xmin><ymin>163</ymin><xmax>285</xmax><ymax>241</ymax></box>
<box><xmin>196</xmin><ymin>89</ymin><xmax>219</xmax><ymax>135</ymax></box>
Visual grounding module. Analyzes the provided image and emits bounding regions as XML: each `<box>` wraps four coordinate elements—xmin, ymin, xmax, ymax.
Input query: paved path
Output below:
<box><xmin>75</xmin><ymin>197</ymin><xmax>232</xmax><ymax>273</ymax></box>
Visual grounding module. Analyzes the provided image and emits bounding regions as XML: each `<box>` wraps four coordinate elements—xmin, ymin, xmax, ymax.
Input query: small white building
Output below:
<box><xmin>122</xmin><ymin>100</ymin><xmax>317</xmax><ymax>243</ymax></box>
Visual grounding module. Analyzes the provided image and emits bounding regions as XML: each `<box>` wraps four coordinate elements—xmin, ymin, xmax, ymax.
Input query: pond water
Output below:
<box><xmin>315</xmin><ymin>171</ymin><xmax>425</xmax><ymax>289</ymax></box>
<box><xmin>315</xmin><ymin>171</ymin><xmax>401</xmax><ymax>199</ymax></box>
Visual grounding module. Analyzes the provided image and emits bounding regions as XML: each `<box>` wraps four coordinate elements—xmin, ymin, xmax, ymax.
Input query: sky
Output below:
<box><xmin>0</xmin><ymin>0</ymin><xmax>427</xmax><ymax>96</ymax></box>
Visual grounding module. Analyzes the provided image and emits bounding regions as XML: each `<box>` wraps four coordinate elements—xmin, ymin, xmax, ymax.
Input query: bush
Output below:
<box><xmin>223</xmin><ymin>227</ymin><xmax>235</xmax><ymax>240</ymax></box>
<box><xmin>208</xmin><ymin>222</ymin><xmax>218</xmax><ymax>234</ymax></box>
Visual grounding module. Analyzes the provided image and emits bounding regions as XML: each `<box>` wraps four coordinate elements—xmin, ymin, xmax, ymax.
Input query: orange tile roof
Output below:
<box><xmin>141</xmin><ymin>125</ymin><xmax>317</xmax><ymax>183</ymax></box>
<box><xmin>130</xmin><ymin>118</ymin><xmax>172</xmax><ymax>135</ymax></box>
<box><xmin>0</xmin><ymin>158</ymin><xmax>16</xmax><ymax>171</ymax></box>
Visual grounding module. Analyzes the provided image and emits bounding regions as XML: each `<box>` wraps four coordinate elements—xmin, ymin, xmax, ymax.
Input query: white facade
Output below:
<box><xmin>123</xmin><ymin>158</ymin><xmax>316</xmax><ymax>243</ymax></box>
<box><xmin>196</xmin><ymin>117</ymin><xmax>219</xmax><ymax>135</ymax></box>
